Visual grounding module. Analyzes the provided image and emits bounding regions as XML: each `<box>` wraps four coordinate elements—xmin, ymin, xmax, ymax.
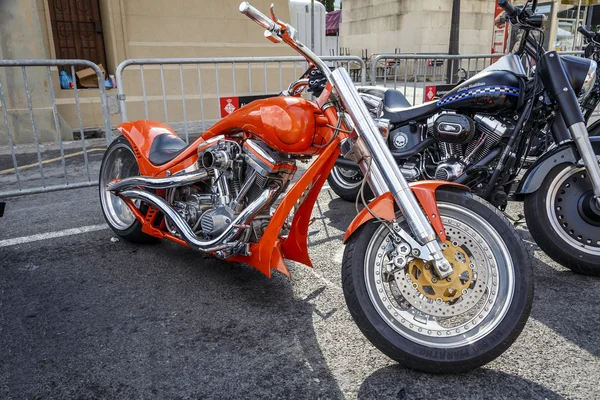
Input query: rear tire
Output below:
<box><xmin>327</xmin><ymin>166</ymin><xmax>372</xmax><ymax>202</ymax></box>
<box><xmin>342</xmin><ymin>190</ymin><xmax>533</xmax><ymax>373</ymax></box>
<box><xmin>99</xmin><ymin>136</ymin><xmax>157</xmax><ymax>244</ymax></box>
<box><xmin>524</xmin><ymin>165</ymin><xmax>600</xmax><ymax>276</ymax></box>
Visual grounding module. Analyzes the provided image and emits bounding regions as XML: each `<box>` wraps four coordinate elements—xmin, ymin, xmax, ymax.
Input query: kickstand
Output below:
<box><xmin>503</xmin><ymin>211</ymin><xmax>526</xmax><ymax>227</ymax></box>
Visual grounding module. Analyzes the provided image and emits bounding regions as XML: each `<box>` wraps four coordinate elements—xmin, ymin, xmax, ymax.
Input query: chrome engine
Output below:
<box><xmin>162</xmin><ymin>136</ymin><xmax>296</xmax><ymax>255</ymax></box>
<box><xmin>429</xmin><ymin>113</ymin><xmax>511</xmax><ymax>181</ymax></box>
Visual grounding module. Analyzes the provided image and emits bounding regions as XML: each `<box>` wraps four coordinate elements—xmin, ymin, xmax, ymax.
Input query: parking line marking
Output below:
<box><xmin>0</xmin><ymin>224</ymin><xmax>108</xmax><ymax>247</ymax></box>
<box><xmin>0</xmin><ymin>148</ymin><xmax>106</xmax><ymax>175</ymax></box>
<box><xmin>308</xmin><ymin>269</ymin><xmax>342</xmax><ymax>292</ymax></box>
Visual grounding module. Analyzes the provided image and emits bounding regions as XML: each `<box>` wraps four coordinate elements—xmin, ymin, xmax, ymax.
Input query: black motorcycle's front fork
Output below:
<box><xmin>541</xmin><ymin>51</ymin><xmax>600</xmax><ymax>204</ymax></box>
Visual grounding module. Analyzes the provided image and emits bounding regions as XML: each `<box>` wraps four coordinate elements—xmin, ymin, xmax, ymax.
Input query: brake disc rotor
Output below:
<box><xmin>393</xmin><ymin>241</ymin><xmax>488</xmax><ymax>318</ymax></box>
<box><xmin>407</xmin><ymin>242</ymin><xmax>471</xmax><ymax>301</ymax></box>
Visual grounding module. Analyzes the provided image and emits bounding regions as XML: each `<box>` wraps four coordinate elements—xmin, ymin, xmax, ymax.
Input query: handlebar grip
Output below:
<box><xmin>498</xmin><ymin>0</ymin><xmax>518</xmax><ymax>18</ymax></box>
<box><xmin>578</xmin><ymin>26</ymin><xmax>595</xmax><ymax>40</ymax></box>
<box><xmin>239</xmin><ymin>2</ymin><xmax>276</xmax><ymax>32</ymax></box>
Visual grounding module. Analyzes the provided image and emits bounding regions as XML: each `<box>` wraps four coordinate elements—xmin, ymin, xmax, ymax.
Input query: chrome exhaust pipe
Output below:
<box><xmin>108</xmin><ymin>169</ymin><xmax>209</xmax><ymax>192</ymax></box>
<box><xmin>118</xmin><ymin>185</ymin><xmax>279</xmax><ymax>251</ymax></box>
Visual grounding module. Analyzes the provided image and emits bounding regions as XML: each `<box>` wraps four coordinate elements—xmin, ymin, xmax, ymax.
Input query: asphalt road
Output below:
<box><xmin>1</xmin><ymin>162</ymin><xmax>600</xmax><ymax>399</ymax></box>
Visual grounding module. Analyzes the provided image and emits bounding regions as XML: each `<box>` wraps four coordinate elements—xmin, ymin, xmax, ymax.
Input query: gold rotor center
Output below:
<box><xmin>407</xmin><ymin>241</ymin><xmax>472</xmax><ymax>302</ymax></box>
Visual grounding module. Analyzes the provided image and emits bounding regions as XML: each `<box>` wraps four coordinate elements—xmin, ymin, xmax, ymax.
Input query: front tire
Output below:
<box><xmin>342</xmin><ymin>190</ymin><xmax>533</xmax><ymax>373</ymax></box>
<box><xmin>327</xmin><ymin>166</ymin><xmax>372</xmax><ymax>202</ymax></box>
<box><xmin>524</xmin><ymin>165</ymin><xmax>600</xmax><ymax>275</ymax></box>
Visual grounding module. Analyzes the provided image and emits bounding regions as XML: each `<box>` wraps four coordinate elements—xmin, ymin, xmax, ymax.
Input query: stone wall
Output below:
<box><xmin>340</xmin><ymin>0</ymin><xmax>495</xmax><ymax>56</ymax></box>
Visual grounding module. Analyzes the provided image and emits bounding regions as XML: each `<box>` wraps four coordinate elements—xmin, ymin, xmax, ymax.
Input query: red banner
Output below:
<box><xmin>425</xmin><ymin>85</ymin><xmax>437</xmax><ymax>102</ymax></box>
<box><xmin>219</xmin><ymin>97</ymin><xmax>240</xmax><ymax>118</ymax></box>
<box><xmin>492</xmin><ymin>4</ymin><xmax>509</xmax><ymax>55</ymax></box>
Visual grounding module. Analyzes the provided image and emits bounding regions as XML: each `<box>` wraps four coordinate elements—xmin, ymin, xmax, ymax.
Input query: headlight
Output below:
<box><xmin>374</xmin><ymin>118</ymin><xmax>391</xmax><ymax>140</ymax></box>
<box><xmin>580</xmin><ymin>60</ymin><xmax>597</xmax><ymax>102</ymax></box>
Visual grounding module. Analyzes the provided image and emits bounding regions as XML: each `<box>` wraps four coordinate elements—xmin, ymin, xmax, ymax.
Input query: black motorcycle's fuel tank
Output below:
<box><xmin>438</xmin><ymin>70</ymin><xmax>523</xmax><ymax>114</ymax></box>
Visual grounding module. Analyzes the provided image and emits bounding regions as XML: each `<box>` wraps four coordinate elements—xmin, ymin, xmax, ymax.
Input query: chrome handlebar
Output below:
<box><xmin>239</xmin><ymin>1</ymin><xmax>331</xmax><ymax>78</ymax></box>
<box><xmin>239</xmin><ymin>2</ymin><xmax>277</xmax><ymax>32</ymax></box>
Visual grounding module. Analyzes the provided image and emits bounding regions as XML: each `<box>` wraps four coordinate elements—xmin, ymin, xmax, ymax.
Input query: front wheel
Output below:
<box><xmin>327</xmin><ymin>166</ymin><xmax>372</xmax><ymax>202</ymax></box>
<box><xmin>342</xmin><ymin>190</ymin><xmax>533</xmax><ymax>373</ymax></box>
<box><xmin>524</xmin><ymin>165</ymin><xmax>600</xmax><ymax>275</ymax></box>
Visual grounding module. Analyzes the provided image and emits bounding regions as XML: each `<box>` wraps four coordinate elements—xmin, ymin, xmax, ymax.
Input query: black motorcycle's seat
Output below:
<box><xmin>382</xmin><ymin>88</ymin><xmax>412</xmax><ymax>109</ymax></box>
<box><xmin>149</xmin><ymin>133</ymin><xmax>188</xmax><ymax>165</ymax></box>
<box><xmin>382</xmin><ymin>89</ymin><xmax>439</xmax><ymax>126</ymax></box>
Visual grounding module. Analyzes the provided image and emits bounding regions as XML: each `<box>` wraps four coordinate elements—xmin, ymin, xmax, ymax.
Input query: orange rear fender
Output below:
<box><xmin>343</xmin><ymin>181</ymin><xmax>469</xmax><ymax>243</ymax></box>
<box><xmin>117</xmin><ymin>120</ymin><xmax>198</xmax><ymax>176</ymax></box>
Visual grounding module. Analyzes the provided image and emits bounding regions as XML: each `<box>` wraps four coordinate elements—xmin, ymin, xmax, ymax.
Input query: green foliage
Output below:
<box><xmin>317</xmin><ymin>0</ymin><xmax>335</xmax><ymax>12</ymax></box>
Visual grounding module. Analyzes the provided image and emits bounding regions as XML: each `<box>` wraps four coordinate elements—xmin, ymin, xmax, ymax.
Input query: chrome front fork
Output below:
<box><xmin>570</xmin><ymin>122</ymin><xmax>600</xmax><ymax>206</ymax></box>
<box><xmin>330</xmin><ymin>68</ymin><xmax>453</xmax><ymax>278</ymax></box>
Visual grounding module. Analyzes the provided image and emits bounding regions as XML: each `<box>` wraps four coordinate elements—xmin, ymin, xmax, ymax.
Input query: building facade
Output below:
<box><xmin>339</xmin><ymin>0</ymin><xmax>496</xmax><ymax>56</ymax></box>
<box><xmin>1</xmin><ymin>0</ymin><xmax>293</xmax><ymax>144</ymax></box>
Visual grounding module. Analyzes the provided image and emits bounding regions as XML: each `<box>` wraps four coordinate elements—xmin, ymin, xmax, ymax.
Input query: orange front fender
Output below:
<box><xmin>343</xmin><ymin>181</ymin><xmax>469</xmax><ymax>243</ymax></box>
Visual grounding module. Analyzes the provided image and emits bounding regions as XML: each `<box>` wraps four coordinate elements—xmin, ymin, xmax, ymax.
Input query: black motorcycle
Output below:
<box><xmin>330</xmin><ymin>0</ymin><xmax>600</xmax><ymax>275</ymax></box>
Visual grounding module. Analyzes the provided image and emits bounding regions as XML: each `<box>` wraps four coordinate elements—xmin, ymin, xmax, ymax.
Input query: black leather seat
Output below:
<box><xmin>382</xmin><ymin>89</ymin><xmax>439</xmax><ymax>126</ymax></box>
<box><xmin>148</xmin><ymin>134</ymin><xmax>188</xmax><ymax>165</ymax></box>
<box><xmin>382</xmin><ymin>88</ymin><xmax>411</xmax><ymax>109</ymax></box>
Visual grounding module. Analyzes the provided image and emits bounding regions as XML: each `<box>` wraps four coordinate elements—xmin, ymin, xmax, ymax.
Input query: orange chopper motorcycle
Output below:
<box><xmin>99</xmin><ymin>2</ymin><xmax>533</xmax><ymax>373</ymax></box>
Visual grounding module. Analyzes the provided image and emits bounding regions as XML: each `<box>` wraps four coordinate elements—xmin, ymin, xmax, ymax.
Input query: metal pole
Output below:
<box><xmin>311</xmin><ymin>0</ymin><xmax>315</xmax><ymax>52</ymax></box>
<box><xmin>548</xmin><ymin>0</ymin><xmax>559</xmax><ymax>51</ymax></box>
<box><xmin>573</xmin><ymin>0</ymin><xmax>583</xmax><ymax>51</ymax></box>
<box><xmin>446</xmin><ymin>0</ymin><xmax>460</xmax><ymax>84</ymax></box>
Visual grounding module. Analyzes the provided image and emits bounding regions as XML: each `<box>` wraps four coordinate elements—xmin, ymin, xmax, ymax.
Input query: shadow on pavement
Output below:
<box><xmin>517</xmin><ymin>226</ymin><xmax>600</xmax><ymax>359</ymax></box>
<box><xmin>357</xmin><ymin>365</ymin><xmax>564</xmax><ymax>400</ymax></box>
<box><xmin>0</xmin><ymin>235</ymin><xmax>344</xmax><ymax>399</ymax></box>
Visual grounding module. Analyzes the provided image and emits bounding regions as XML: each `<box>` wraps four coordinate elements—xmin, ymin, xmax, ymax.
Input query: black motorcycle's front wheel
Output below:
<box><xmin>327</xmin><ymin>166</ymin><xmax>370</xmax><ymax>202</ymax></box>
<box><xmin>525</xmin><ymin>164</ymin><xmax>600</xmax><ymax>275</ymax></box>
<box><xmin>342</xmin><ymin>189</ymin><xmax>533</xmax><ymax>373</ymax></box>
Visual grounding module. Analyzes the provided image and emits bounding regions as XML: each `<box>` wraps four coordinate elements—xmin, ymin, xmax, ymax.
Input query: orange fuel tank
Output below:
<box><xmin>204</xmin><ymin>96</ymin><xmax>329</xmax><ymax>154</ymax></box>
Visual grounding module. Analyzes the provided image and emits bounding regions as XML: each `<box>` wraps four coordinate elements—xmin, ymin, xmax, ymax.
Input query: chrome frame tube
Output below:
<box><xmin>119</xmin><ymin>185</ymin><xmax>278</xmax><ymax>251</ymax></box>
<box><xmin>107</xmin><ymin>169</ymin><xmax>209</xmax><ymax>192</ymax></box>
<box><xmin>569</xmin><ymin>121</ymin><xmax>600</xmax><ymax>200</ymax></box>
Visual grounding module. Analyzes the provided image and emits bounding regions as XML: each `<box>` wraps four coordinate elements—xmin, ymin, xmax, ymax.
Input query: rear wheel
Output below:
<box><xmin>327</xmin><ymin>166</ymin><xmax>372</xmax><ymax>202</ymax></box>
<box><xmin>524</xmin><ymin>165</ymin><xmax>600</xmax><ymax>275</ymax></box>
<box><xmin>99</xmin><ymin>136</ymin><xmax>157</xmax><ymax>244</ymax></box>
<box><xmin>342</xmin><ymin>190</ymin><xmax>533</xmax><ymax>373</ymax></box>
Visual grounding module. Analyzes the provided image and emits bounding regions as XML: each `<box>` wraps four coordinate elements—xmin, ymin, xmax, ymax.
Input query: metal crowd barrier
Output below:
<box><xmin>369</xmin><ymin>51</ymin><xmax>586</xmax><ymax>106</ymax></box>
<box><xmin>0</xmin><ymin>52</ymin><xmax>592</xmax><ymax>199</ymax></box>
<box><xmin>0</xmin><ymin>59</ymin><xmax>111</xmax><ymax>198</ymax></box>
<box><xmin>370</xmin><ymin>53</ymin><xmax>502</xmax><ymax>105</ymax></box>
<box><xmin>115</xmin><ymin>56</ymin><xmax>367</xmax><ymax>142</ymax></box>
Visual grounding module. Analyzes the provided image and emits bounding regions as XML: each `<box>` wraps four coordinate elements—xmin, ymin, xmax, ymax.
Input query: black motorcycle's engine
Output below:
<box><xmin>432</xmin><ymin>114</ymin><xmax>475</xmax><ymax>143</ymax></box>
<box><xmin>428</xmin><ymin>113</ymin><xmax>512</xmax><ymax>181</ymax></box>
